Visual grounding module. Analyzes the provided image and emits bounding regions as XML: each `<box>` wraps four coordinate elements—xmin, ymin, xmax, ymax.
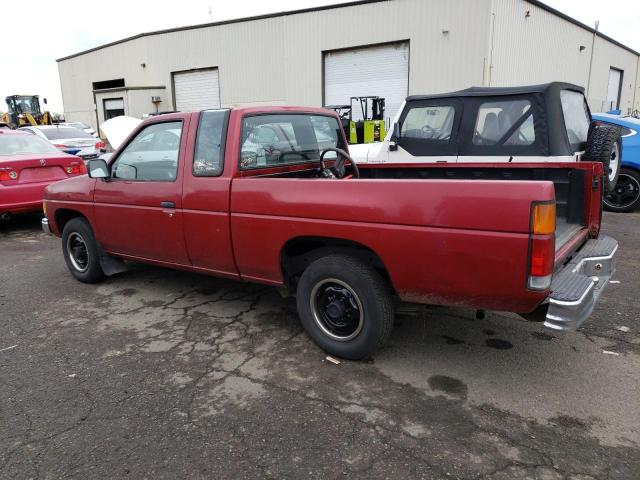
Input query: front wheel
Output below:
<box><xmin>603</xmin><ymin>168</ymin><xmax>640</xmax><ymax>213</ymax></box>
<box><xmin>61</xmin><ymin>218</ymin><xmax>105</xmax><ymax>283</ymax></box>
<box><xmin>296</xmin><ymin>254</ymin><xmax>394</xmax><ymax>360</ymax></box>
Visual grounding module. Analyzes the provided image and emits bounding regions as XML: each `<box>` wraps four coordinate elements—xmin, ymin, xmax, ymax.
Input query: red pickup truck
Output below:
<box><xmin>42</xmin><ymin>107</ymin><xmax>618</xmax><ymax>359</ymax></box>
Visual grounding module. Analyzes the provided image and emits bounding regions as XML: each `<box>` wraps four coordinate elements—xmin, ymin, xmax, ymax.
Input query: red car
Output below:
<box><xmin>0</xmin><ymin>129</ymin><xmax>86</xmax><ymax>220</ymax></box>
<box><xmin>42</xmin><ymin>107</ymin><xmax>617</xmax><ymax>359</ymax></box>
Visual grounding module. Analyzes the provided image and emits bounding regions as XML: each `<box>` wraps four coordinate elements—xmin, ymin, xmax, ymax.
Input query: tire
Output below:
<box><xmin>296</xmin><ymin>254</ymin><xmax>394</xmax><ymax>360</ymax></box>
<box><xmin>583</xmin><ymin>123</ymin><xmax>622</xmax><ymax>193</ymax></box>
<box><xmin>603</xmin><ymin>167</ymin><xmax>640</xmax><ymax>213</ymax></box>
<box><xmin>61</xmin><ymin>218</ymin><xmax>105</xmax><ymax>283</ymax></box>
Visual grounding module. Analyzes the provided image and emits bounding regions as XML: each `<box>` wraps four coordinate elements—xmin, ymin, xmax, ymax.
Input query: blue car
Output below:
<box><xmin>592</xmin><ymin>112</ymin><xmax>640</xmax><ymax>212</ymax></box>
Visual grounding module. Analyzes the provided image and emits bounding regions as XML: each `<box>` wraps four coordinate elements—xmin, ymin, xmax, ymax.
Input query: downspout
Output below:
<box><xmin>586</xmin><ymin>21</ymin><xmax>599</xmax><ymax>104</ymax></box>
<box><xmin>92</xmin><ymin>91</ymin><xmax>99</xmax><ymax>135</ymax></box>
<box><xmin>484</xmin><ymin>0</ymin><xmax>496</xmax><ymax>86</ymax></box>
<box><xmin>633</xmin><ymin>54</ymin><xmax>639</xmax><ymax>115</ymax></box>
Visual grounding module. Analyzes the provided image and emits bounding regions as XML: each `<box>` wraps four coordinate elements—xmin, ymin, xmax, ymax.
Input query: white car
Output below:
<box><xmin>19</xmin><ymin>125</ymin><xmax>104</xmax><ymax>161</ymax></box>
<box><xmin>58</xmin><ymin>122</ymin><xmax>98</xmax><ymax>137</ymax></box>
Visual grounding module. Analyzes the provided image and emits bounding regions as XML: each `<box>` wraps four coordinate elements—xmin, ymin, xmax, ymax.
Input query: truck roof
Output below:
<box><xmin>406</xmin><ymin>82</ymin><xmax>584</xmax><ymax>102</ymax></box>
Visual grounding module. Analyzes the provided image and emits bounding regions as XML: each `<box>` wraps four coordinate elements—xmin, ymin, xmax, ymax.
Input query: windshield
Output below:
<box><xmin>0</xmin><ymin>134</ymin><xmax>61</xmax><ymax>155</ymax></box>
<box><xmin>69</xmin><ymin>122</ymin><xmax>90</xmax><ymax>129</ymax></box>
<box><xmin>11</xmin><ymin>96</ymin><xmax>40</xmax><ymax>115</ymax></box>
<box><xmin>41</xmin><ymin>127</ymin><xmax>94</xmax><ymax>140</ymax></box>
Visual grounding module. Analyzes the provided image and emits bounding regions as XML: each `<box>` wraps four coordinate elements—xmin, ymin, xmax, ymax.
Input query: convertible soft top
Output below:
<box><xmin>406</xmin><ymin>82</ymin><xmax>584</xmax><ymax>102</ymax></box>
<box><xmin>402</xmin><ymin>82</ymin><xmax>589</xmax><ymax>157</ymax></box>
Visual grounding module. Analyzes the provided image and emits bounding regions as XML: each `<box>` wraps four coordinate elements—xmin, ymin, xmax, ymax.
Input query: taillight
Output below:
<box><xmin>531</xmin><ymin>203</ymin><xmax>556</xmax><ymax>234</ymax></box>
<box><xmin>65</xmin><ymin>163</ymin><xmax>87</xmax><ymax>175</ymax></box>
<box><xmin>53</xmin><ymin>144</ymin><xmax>66</xmax><ymax>148</ymax></box>
<box><xmin>95</xmin><ymin>141</ymin><xmax>106</xmax><ymax>149</ymax></box>
<box><xmin>527</xmin><ymin>202</ymin><xmax>556</xmax><ymax>291</ymax></box>
<box><xmin>0</xmin><ymin>170</ymin><xmax>18</xmax><ymax>181</ymax></box>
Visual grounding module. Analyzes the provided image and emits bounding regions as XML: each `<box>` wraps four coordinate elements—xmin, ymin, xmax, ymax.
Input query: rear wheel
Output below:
<box><xmin>296</xmin><ymin>254</ymin><xmax>394</xmax><ymax>360</ymax></box>
<box><xmin>61</xmin><ymin>218</ymin><xmax>105</xmax><ymax>283</ymax></box>
<box><xmin>603</xmin><ymin>168</ymin><xmax>640</xmax><ymax>213</ymax></box>
<box><xmin>583</xmin><ymin>124</ymin><xmax>622</xmax><ymax>193</ymax></box>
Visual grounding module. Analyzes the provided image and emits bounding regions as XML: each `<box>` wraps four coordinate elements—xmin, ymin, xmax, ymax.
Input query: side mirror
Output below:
<box><xmin>43</xmin><ymin>98</ymin><xmax>48</xmax><ymax>105</ymax></box>
<box><xmin>389</xmin><ymin>123</ymin><xmax>400</xmax><ymax>151</ymax></box>
<box><xmin>87</xmin><ymin>158</ymin><xmax>109</xmax><ymax>179</ymax></box>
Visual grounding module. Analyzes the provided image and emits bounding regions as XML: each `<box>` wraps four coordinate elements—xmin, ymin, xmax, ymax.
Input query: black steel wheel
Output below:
<box><xmin>296</xmin><ymin>254</ymin><xmax>394</xmax><ymax>360</ymax></box>
<box><xmin>310</xmin><ymin>278</ymin><xmax>364</xmax><ymax>341</ymax></box>
<box><xmin>603</xmin><ymin>168</ymin><xmax>640</xmax><ymax>213</ymax></box>
<box><xmin>61</xmin><ymin>217</ymin><xmax>105</xmax><ymax>283</ymax></box>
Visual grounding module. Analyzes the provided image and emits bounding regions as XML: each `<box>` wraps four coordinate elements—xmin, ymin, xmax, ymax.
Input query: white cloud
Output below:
<box><xmin>1</xmin><ymin>0</ymin><xmax>638</xmax><ymax>114</ymax></box>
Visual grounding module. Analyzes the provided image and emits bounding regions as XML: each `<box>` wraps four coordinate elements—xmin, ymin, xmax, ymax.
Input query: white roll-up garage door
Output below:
<box><xmin>173</xmin><ymin>68</ymin><xmax>221</xmax><ymax>111</ymax></box>
<box><xmin>324</xmin><ymin>42</ymin><xmax>409</xmax><ymax>125</ymax></box>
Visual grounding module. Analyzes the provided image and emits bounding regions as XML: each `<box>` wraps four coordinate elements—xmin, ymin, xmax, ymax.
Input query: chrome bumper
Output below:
<box><xmin>41</xmin><ymin>217</ymin><xmax>51</xmax><ymax>234</ymax></box>
<box><xmin>545</xmin><ymin>235</ymin><xmax>618</xmax><ymax>331</ymax></box>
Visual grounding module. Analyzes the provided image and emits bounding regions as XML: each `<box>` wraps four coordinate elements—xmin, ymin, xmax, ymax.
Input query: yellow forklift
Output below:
<box><xmin>326</xmin><ymin>96</ymin><xmax>386</xmax><ymax>144</ymax></box>
<box><xmin>1</xmin><ymin>95</ymin><xmax>53</xmax><ymax>128</ymax></box>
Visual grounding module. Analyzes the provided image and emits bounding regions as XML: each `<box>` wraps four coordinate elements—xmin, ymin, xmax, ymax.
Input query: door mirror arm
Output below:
<box><xmin>389</xmin><ymin>122</ymin><xmax>401</xmax><ymax>151</ymax></box>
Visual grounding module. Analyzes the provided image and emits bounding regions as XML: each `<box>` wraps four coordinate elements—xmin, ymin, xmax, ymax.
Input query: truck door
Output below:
<box><xmin>93</xmin><ymin>116</ymin><xmax>190</xmax><ymax>264</ymax></box>
<box><xmin>181</xmin><ymin>110</ymin><xmax>239</xmax><ymax>278</ymax></box>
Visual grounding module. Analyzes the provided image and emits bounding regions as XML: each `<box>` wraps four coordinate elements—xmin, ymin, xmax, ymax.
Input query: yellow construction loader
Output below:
<box><xmin>1</xmin><ymin>95</ymin><xmax>52</xmax><ymax>128</ymax></box>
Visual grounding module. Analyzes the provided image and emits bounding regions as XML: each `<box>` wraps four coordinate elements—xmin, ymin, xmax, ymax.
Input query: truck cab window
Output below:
<box><xmin>240</xmin><ymin>114</ymin><xmax>343</xmax><ymax>169</ymax></box>
<box><xmin>193</xmin><ymin>110</ymin><xmax>229</xmax><ymax>177</ymax></box>
<box><xmin>111</xmin><ymin>121</ymin><xmax>182</xmax><ymax>181</ymax></box>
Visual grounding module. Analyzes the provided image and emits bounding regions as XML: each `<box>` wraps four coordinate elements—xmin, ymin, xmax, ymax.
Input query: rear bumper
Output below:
<box><xmin>545</xmin><ymin>235</ymin><xmax>618</xmax><ymax>331</ymax></box>
<box><xmin>0</xmin><ymin>181</ymin><xmax>51</xmax><ymax>214</ymax></box>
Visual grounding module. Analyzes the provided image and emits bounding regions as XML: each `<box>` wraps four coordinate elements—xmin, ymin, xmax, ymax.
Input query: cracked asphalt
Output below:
<box><xmin>1</xmin><ymin>212</ymin><xmax>639</xmax><ymax>479</ymax></box>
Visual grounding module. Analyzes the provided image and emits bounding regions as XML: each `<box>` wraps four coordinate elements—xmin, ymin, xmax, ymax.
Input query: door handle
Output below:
<box><xmin>160</xmin><ymin>201</ymin><xmax>175</xmax><ymax>208</ymax></box>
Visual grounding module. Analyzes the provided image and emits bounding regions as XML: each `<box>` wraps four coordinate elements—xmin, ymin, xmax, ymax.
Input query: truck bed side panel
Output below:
<box><xmin>230</xmin><ymin>178</ymin><xmax>554</xmax><ymax>312</ymax></box>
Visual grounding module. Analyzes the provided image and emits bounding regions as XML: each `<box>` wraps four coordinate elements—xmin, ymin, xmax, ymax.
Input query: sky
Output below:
<box><xmin>1</xmin><ymin>0</ymin><xmax>639</xmax><ymax>113</ymax></box>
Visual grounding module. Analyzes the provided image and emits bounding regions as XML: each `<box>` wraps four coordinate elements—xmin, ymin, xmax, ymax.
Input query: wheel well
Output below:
<box><xmin>54</xmin><ymin>209</ymin><xmax>85</xmax><ymax>233</ymax></box>
<box><xmin>280</xmin><ymin>237</ymin><xmax>393</xmax><ymax>293</ymax></box>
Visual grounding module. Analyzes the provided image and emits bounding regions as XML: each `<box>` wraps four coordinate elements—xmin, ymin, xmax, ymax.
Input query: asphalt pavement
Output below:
<box><xmin>1</xmin><ymin>212</ymin><xmax>638</xmax><ymax>479</ymax></box>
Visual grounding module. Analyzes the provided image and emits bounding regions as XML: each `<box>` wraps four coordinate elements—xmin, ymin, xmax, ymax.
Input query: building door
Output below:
<box><xmin>103</xmin><ymin>98</ymin><xmax>125</xmax><ymax>120</ymax></box>
<box><xmin>606</xmin><ymin>68</ymin><xmax>623</xmax><ymax>110</ymax></box>
<box><xmin>173</xmin><ymin>68</ymin><xmax>220</xmax><ymax>111</ymax></box>
<box><xmin>324</xmin><ymin>42</ymin><xmax>409</xmax><ymax>125</ymax></box>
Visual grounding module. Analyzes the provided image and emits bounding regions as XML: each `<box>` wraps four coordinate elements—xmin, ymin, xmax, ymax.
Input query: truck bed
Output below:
<box><xmin>357</xmin><ymin>164</ymin><xmax>592</xmax><ymax>254</ymax></box>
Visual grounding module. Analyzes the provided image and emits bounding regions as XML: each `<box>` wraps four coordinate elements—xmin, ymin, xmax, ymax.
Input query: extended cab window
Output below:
<box><xmin>111</xmin><ymin>121</ymin><xmax>182</xmax><ymax>181</ymax></box>
<box><xmin>473</xmin><ymin>100</ymin><xmax>534</xmax><ymax>146</ymax></box>
<box><xmin>561</xmin><ymin>90</ymin><xmax>590</xmax><ymax>148</ymax></box>
<box><xmin>240</xmin><ymin>114</ymin><xmax>343</xmax><ymax>169</ymax></box>
<box><xmin>193</xmin><ymin>110</ymin><xmax>229</xmax><ymax>177</ymax></box>
<box><xmin>401</xmin><ymin>105</ymin><xmax>455</xmax><ymax>141</ymax></box>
